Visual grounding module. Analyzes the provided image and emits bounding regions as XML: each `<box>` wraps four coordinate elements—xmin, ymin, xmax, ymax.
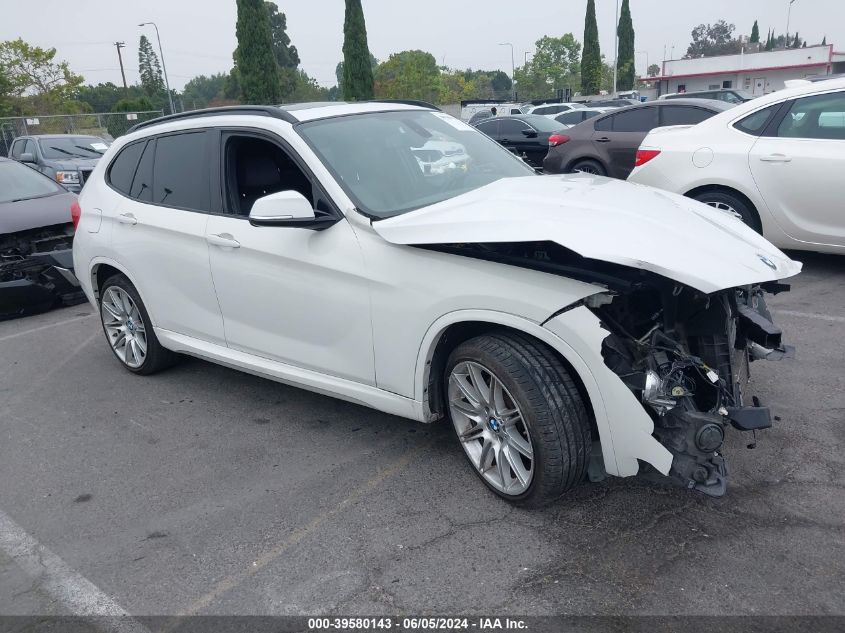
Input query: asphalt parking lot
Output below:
<box><xmin>0</xmin><ymin>253</ymin><xmax>843</xmax><ymax>622</ymax></box>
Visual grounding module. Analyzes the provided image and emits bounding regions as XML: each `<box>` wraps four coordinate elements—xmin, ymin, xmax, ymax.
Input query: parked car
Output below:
<box><xmin>583</xmin><ymin>98</ymin><xmax>641</xmax><ymax>108</ymax></box>
<box><xmin>474</xmin><ymin>114</ymin><xmax>569</xmax><ymax>168</ymax></box>
<box><xmin>73</xmin><ymin>103</ymin><xmax>800</xmax><ymax>505</ymax></box>
<box><xmin>523</xmin><ymin>102</ymin><xmax>585</xmax><ymax>117</ymax></box>
<box><xmin>543</xmin><ymin>99</ymin><xmax>733</xmax><ymax>179</ymax></box>
<box><xmin>659</xmin><ymin>89</ymin><xmax>753</xmax><ymax>104</ymax></box>
<box><xmin>630</xmin><ymin>76</ymin><xmax>845</xmax><ymax>253</ymax></box>
<box><xmin>0</xmin><ymin>157</ymin><xmax>84</xmax><ymax>318</ymax></box>
<box><xmin>9</xmin><ymin>134</ymin><xmax>110</xmax><ymax>192</ymax></box>
<box><xmin>468</xmin><ymin>110</ymin><xmax>494</xmax><ymax>126</ymax></box>
<box><xmin>554</xmin><ymin>107</ymin><xmax>613</xmax><ymax>126</ymax></box>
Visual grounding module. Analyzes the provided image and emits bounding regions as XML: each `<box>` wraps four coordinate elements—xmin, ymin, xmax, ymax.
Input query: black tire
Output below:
<box><xmin>692</xmin><ymin>190</ymin><xmax>762</xmax><ymax>233</ymax></box>
<box><xmin>99</xmin><ymin>274</ymin><xmax>179</xmax><ymax>375</ymax></box>
<box><xmin>570</xmin><ymin>159</ymin><xmax>606</xmax><ymax>176</ymax></box>
<box><xmin>444</xmin><ymin>332</ymin><xmax>592</xmax><ymax>507</ymax></box>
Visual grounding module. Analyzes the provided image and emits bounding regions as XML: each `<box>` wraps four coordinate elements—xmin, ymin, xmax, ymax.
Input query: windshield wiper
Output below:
<box><xmin>48</xmin><ymin>146</ymin><xmax>86</xmax><ymax>158</ymax></box>
<box><xmin>74</xmin><ymin>144</ymin><xmax>103</xmax><ymax>155</ymax></box>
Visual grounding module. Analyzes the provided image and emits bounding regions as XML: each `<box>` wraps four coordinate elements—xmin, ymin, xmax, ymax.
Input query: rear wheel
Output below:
<box><xmin>99</xmin><ymin>274</ymin><xmax>179</xmax><ymax>375</ymax></box>
<box><xmin>570</xmin><ymin>159</ymin><xmax>606</xmax><ymax>176</ymax></box>
<box><xmin>693</xmin><ymin>190</ymin><xmax>762</xmax><ymax>233</ymax></box>
<box><xmin>445</xmin><ymin>333</ymin><xmax>592</xmax><ymax>507</ymax></box>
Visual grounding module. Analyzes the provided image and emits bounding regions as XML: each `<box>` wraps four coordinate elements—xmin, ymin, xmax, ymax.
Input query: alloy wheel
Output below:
<box><xmin>101</xmin><ymin>286</ymin><xmax>147</xmax><ymax>369</ymax></box>
<box><xmin>704</xmin><ymin>200</ymin><xmax>743</xmax><ymax>221</ymax></box>
<box><xmin>448</xmin><ymin>361</ymin><xmax>534</xmax><ymax>495</ymax></box>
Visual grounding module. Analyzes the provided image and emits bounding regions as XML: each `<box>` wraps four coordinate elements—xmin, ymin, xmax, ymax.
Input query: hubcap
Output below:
<box><xmin>448</xmin><ymin>361</ymin><xmax>534</xmax><ymax>495</ymax></box>
<box><xmin>576</xmin><ymin>165</ymin><xmax>599</xmax><ymax>175</ymax></box>
<box><xmin>100</xmin><ymin>287</ymin><xmax>147</xmax><ymax>369</ymax></box>
<box><xmin>705</xmin><ymin>200</ymin><xmax>743</xmax><ymax>221</ymax></box>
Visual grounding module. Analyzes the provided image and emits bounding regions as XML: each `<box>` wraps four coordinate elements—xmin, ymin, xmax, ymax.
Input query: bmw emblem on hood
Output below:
<box><xmin>758</xmin><ymin>254</ymin><xmax>778</xmax><ymax>271</ymax></box>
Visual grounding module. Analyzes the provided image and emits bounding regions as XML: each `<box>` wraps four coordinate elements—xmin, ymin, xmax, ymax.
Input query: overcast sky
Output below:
<box><xmin>3</xmin><ymin>0</ymin><xmax>843</xmax><ymax>91</ymax></box>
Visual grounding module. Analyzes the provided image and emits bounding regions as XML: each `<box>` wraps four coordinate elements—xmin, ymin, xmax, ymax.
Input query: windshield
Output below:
<box><xmin>38</xmin><ymin>136</ymin><xmax>109</xmax><ymax>160</ymax></box>
<box><xmin>297</xmin><ymin>110</ymin><xmax>536</xmax><ymax>218</ymax></box>
<box><xmin>0</xmin><ymin>161</ymin><xmax>62</xmax><ymax>203</ymax></box>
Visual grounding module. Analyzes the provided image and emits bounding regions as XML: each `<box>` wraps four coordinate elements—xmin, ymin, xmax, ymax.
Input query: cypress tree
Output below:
<box><xmin>342</xmin><ymin>0</ymin><xmax>375</xmax><ymax>101</ymax></box>
<box><xmin>822</xmin><ymin>35</ymin><xmax>827</xmax><ymax>46</ymax></box>
<box><xmin>138</xmin><ymin>35</ymin><xmax>164</xmax><ymax>98</ymax></box>
<box><xmin>616</xmin><ymin>0</ymin><xmax>635</xmax><ymax>91</ymax></box>
<box><xmin>234</xmin><ymin>0</ymin><xmax>281</xmax><ymax>104</ymax></box>
<box><xmin>581</xmin><ymin>0</ymin><xmax>602</xmax><ymax>95</ymax></box>
<box><xmin>750</xmin><ymin>20</ymin><xmax>760</xmax><ymax>44</ymax></box>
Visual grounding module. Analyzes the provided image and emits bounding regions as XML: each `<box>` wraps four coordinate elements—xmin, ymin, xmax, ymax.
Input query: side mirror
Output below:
<box><xmin>248</xmin><ymin>190</ymin><xmax>338</xmax><ymax>230</ymax></box>
<box><xmin>20</xmin><ymin>152</ymin><xmax>35</xmax><ymax>163</ymax></box>
<box><xmin>521</xmin><ymin>129</ymin><xmax>538</xmax><ymax>138</ymax></box>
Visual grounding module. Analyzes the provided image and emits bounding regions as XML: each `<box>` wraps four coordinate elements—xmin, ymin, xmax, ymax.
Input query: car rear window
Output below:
<box><xmin>107</xmin><ymin>141</ymin><xmax>145</xmax><ymax>196</ymax></box>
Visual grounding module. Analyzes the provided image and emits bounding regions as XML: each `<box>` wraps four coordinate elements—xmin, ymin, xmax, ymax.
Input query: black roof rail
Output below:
<box><xmin>367</xmin><ymin>99</ymin><xmax>441</xmax><ymax>111</ymax></box>
<box><xmin>127</xmin><ymin>106</ymin><xmax>297</xmax><ymax>134</ymax></box>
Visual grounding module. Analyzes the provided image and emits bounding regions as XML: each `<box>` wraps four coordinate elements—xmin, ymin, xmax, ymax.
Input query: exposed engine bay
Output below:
<box><xmin>0</xmin><ymin>223</ymin><xmax>85</xmax><ymax>319</ymax></box>
<box><xmin>428</xmin><ymin>241</ymin><xmax>794</xmax><ymax>497</ymax></box>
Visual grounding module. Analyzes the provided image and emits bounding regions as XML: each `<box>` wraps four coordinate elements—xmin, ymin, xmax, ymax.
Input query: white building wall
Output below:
<box><xmin>662</xmin><ymin>67</ymin><xmax>830</xmax><ymax>96</ymax></box>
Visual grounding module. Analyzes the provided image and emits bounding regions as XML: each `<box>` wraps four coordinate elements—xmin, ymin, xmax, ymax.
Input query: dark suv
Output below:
<box><xmin>9</xmin><ymin>134</ymin><xmax>110</xmax><ymax>192</ymax></box>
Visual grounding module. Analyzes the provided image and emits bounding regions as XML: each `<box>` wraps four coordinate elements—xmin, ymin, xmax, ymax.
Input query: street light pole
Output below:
<box><xmin>637</xmin><ymin>50</ymin><xmax>649</xmax><ymax>78</ymax></box>
<box><xmin>785</xmin><ymin>0</ymin><xmax>798</xmax><ymax>49</ymax></box>
<box><xmin>612</xmin><ymin>0</ymin><xmax>620</xmax><ymax>95</ymax></box>
<box><xmin>499</xmin><ymin>43</ymin><xmax>515</xmax><ymax>99</ymax></box>
<box><xmin>139</xmin><ymin>22</ymin><xmax>175</xmax><ymax>114</ymax></box>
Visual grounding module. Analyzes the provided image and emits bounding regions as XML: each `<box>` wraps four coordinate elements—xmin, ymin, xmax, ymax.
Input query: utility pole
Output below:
<box><xmin>612</xmin><ymin>0</ymin><xmax>620</xmax><ymax>95</ymax></box>
<box><xmin>114</xmin><ymin>42</ymin><xmax>128</xmax><ymax>92</ymax></box>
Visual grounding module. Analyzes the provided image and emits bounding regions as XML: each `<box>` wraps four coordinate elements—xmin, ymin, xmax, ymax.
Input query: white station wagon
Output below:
<box><xmin>72</xmin><ymin>102</ymin><xmax>801</xmax><ymax>505</ymax></box>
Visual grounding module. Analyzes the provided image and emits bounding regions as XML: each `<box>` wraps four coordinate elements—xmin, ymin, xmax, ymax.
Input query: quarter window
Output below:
<box><xmin>734</xmin><ymin>105</ymin><xmax>780</xmax><ymax>135</ymax></box>
<box><xmin>777</xmin><ymin>92</ymin><xmax>845</xmax><ymax>140</ymax></box>
<box><xmin>660</xmin><ymin>106</ymin><xmax>713</xmax><ymax>126</ymax></box>
<box><xmin>131</xmin><ymin>140</ymin><xmax>155</xmax><ymax>201</ymax></box>
<box><xmin>107</xmin><ymin>141</ymin><xmax>145</xmax><ymax>196</ymax></box>
<box><xmin>152</xmin><ymin>132</ymin><xmax>210</xmax><ymax>211</ymax></box>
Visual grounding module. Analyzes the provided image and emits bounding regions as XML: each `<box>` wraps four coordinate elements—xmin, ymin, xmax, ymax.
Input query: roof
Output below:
<box><xmin>15</xmin><ymin>134</ymin><xmax>104</xmax><ymax>139</ymax></box>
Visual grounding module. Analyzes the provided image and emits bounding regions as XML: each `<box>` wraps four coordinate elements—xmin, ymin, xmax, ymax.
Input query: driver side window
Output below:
<box><xmin>223</xmin><ymin>134</ymin><xmax>319</xmax><ymax>217</ymax></box>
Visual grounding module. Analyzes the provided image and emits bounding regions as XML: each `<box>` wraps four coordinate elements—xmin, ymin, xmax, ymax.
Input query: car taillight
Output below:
<box><xmin>634</xmin><ymin>149</ymin><xmax>661</xmax><ymax>167</ymax></box>
<box><xmin>548</xmin><ymin>134</ymin><xmax>570</xmax><ymax>147</ymax></box>
<box><xmin>71</xmin><ymin>200</ymin><xmax>82</xmax><ymax>230</ymax></box>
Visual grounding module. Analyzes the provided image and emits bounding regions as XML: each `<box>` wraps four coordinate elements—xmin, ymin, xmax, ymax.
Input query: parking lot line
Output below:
<box><xmin>773</xmin><ymin>309</ymin><xmax>845</xmax><ymax>324</ymax></box>
<box><xmin>176</xmin><ymin>441</ymin><xmax>431</xmax><ymax>618</ymax></box>
<box><xmin>0</xmin><ymin>313</ymin><xmax>95</xmax><ymax>344</ymax></box>
<box><xmin>0</xmin><ymin>507</ymin><xmax>152</xmax><ymax>632</ymax></box>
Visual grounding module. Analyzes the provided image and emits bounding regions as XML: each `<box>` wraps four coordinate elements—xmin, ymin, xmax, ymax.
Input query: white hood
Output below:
<box><xmin>372</xmin><ymin>175</ymin><xmax>802</xmax><ymax>293</ymax></box>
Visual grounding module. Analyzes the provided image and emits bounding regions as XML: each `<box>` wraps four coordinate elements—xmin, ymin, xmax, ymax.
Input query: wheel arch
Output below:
<box><xmin>89</xmin><ymin>258</ymin><xmax>158</xmax><ymax>327</ymax></box>
<box><xmin>684</xmin><ymin>183</ymin><xmax>763</xmax><ymax>232</ymax></box>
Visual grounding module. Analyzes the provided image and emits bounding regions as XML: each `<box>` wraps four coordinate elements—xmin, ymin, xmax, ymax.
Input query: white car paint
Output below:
<box><xmin>73</xmin><ymin>103</ymin><xmax>800</xmax><ymax>484</ymax></box>
<box><xmin>630</xmin><ymin>77</ymin><xmax>845</xmax><ymax>253</ymax></box>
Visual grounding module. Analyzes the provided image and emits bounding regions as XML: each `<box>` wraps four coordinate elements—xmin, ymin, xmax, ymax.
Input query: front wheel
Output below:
<box><xmin>445</xmin><ymin>333</ymin><xmax>592</xmax><ymax>507</ymax></box>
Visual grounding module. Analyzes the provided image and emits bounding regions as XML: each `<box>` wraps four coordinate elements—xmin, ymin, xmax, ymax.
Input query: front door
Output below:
<box><xmin>753</xmin><ymin>78</ymin><xmax>765</xmax><ymax>95</ymax></box>
<box><xmin>749</xmin><ymin>90</ymin><xmax>845</xmax><ymax>248</ymax></box>
<box><xmin>205</xmin><ymin>131</ymin><xmax>375</xmax><ymax>384</ymax></box>
<box><xmin>592</xmin><ymin>107</ymin><xmax>659</xmax><ymax>179</ymax></box>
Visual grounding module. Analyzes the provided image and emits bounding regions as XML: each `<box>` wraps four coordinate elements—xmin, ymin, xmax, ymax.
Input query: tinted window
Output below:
<box><xmin>533</xmin><ymin>106</ymin><xmax>550</xmax><ymax>115</ymax></box>
<box><xmin>499</xmin><ymin>119</ymin><xmax>531</xmax><ymax>135</ymax></box>
<box><xmin>131</xmin><ymin>140</ymin><xmax>155</xmax><ymax>201</ymax></box>
<box><xmin>660</xmin><ymin>106</ymin><xmax>713</xmax><ymax>126</ymax></box>
<box><xmin>777</xmin><ymin>92</ymin><xmax>845</xmax><ymax>140</ymax></box>
<box><xmin>556</xmin><ymin>111</ymin><xmax>585</xmax><ymax>125</ymax></box>
<box><xmin>107</xmin><ymin>141</ymin><xmax>145</xmax><ymax>195</ymax></box>
<box><xmin>611</xmin><ymin>107</ymin><xmax>659</xmax><ymax>132</ymax></box>
<box><xmin>152</xmin><ymin>132</ymin><xmax>210</xmax><ymax>211</ymax></box>
<box><xmin>734</xmin><ymin>105</ymin><xmax>780</xmax><ymax>135</ymax></box>
<box><xmin>476</xmin><ymin>120</ymin><xmax>500</xmax><ymax>136</ymax></box>
<box><xmin>594</xmin><ymin>115</ymin><xmax>613</xmax><ymax>131</ymax></box>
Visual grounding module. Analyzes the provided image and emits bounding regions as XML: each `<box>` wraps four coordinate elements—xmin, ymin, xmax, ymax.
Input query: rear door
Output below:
<box><xmin>592</xmin><ymin>107</ymin><xmax>659</xmax><ymax>178</ymax></box>
<box><xmin>107</xmin><ymin>131</ymin><xmax>226</xmax><ymax>344</ymax></box>
<box><xmin>749</xmin><ymin>90</ymin><xmax>845</xmax><ymax>247</ymax></box>
<box><xmin>498</xmin><ymin>119</ymin><xmax>539</xmax><ymax>163</ymax></box>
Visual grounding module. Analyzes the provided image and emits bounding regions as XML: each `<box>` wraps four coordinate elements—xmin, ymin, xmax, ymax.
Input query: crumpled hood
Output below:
<box><xmin>372</xmin><ymin>175</ymin><xmax>802</xmax><ymax>293</ymax></box>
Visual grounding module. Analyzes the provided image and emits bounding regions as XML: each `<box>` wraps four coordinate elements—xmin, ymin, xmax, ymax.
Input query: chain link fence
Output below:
<box><xmin>0</xmin><ymin>111</ymin><xmax>164</xmax><ymax>157</ymax></box>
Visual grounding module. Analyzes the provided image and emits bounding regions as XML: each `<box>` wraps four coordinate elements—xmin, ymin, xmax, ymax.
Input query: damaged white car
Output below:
<box><xmin>72</xmin><ymin>102</ymin><xmax>802</xmax><ymax>506</ymax></box>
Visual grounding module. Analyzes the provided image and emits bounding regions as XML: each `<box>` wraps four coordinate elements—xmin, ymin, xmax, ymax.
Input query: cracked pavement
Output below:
<box><xmin>0</xmin><ymin>252</ymin><xmax>842</xmax><ymax>617</ymax></box>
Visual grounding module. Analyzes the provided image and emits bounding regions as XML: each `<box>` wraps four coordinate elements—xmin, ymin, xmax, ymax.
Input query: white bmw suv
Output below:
<box><xmin>73</xmin><ymin>102</ymin><xmax>801</xmax><ymax>505</ymax></box>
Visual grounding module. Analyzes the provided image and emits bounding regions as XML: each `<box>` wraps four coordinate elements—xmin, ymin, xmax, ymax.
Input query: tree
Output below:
<box><xmin>685</xmin><ymin>21</ymin><xmax>743</xmax><ymax>58</ymax></box>
<box><xmin>822</xmin><ymin>36</ymin><xmax>827</xmax><ymax>46</ymax></box>
<box><xmin>264</xmin><ymin>2</ymin><xmax>300</xmax><ymax>69</ymax></box>
<box><xmin>107</xmin><ymin>96</ymin><xmax>154</xmax><ymax>138</ymax></box>
<box><xmin>792</xmin><ymin>32</ymin><xmax>803</xmax><ymax>48</ymax></box>
<box><xmin>580</xmin><ymin>0</ymin><xmax>602</xmax><ymax>95</ymax></box>
<box><xmin>750</xmin><ymin>20</ymin><xmax>760</xmax><ymax>44</ymax></box>
<box><xmin>181</xmin><ymin>73</ymin><xmax>227</xmax><ymax>109</ymax></box>
<box><xmin>342</xmin><ymin>0</ymin><xmax>374</xmax><ymax>100</ymax></box>
<box><xmin>138</xmin><ymin>35</ymin><xmax>164</xmax><ymax>98</ymax></box>
<box><xmin>0</xmin><ymin>38</ymin><xmax>83</xmax><ymax>115</ymax></box>
<box><xmin>765</xmin><ymin>29</ymin><xmax>774</xmax><ymax>51</ymax></box>
<box><xmin>77</xmin><ymin>82</ymin><xmax>147</xmax><ymax>112</ymax></box>
<box><xmin>336</xmin><ymin>53</ymin><xmax>377</xmax><ymax>98</ymax></box>
<box><xmin>234</xmin><ymin>0</ymin><xmax>281</xmax><ymax>104</ymax></box>
<box><xmin>647</xmin><ymin>63</ymin><xmax>660</xmax><ymax>77</ymax></box>
<box><xmin>616</xmin><ymin>0</ymin><xmax>635</xmax><ymax>91</ymax></box>
<box><xmin>374</xmin><ymin>50</ymin><xmax>439</xmax><ymax>103</ymax></box>
<box><xmin>515</xmin><ymin>34</ymin><xmax>581</xmax><ymax>100</ymax></box>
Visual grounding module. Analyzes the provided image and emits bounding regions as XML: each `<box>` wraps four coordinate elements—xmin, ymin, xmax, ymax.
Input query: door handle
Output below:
<box><xmin>206</xmin><ymin>233</ymin><xmax>241</xmax><ymax>249</ymax></box>
<box><xmin>595</xmin><ymin>137</ymin><xmax>611</xmax><ymax>143</ymax></box>
<box><xmin>759</xmin><ymin>154</ymin><xmax>792</xmax><ymax>163</ymax></box>
<box><xmin>117</xmin><ymin>213</ymin><xmax>137</xmax><ymax>225</ymax></box>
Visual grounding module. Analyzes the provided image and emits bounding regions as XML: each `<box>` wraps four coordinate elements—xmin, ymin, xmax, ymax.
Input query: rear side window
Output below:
<box><xmin>610</xmin><ymin>107</ymin><xmax>659</xmax><ymax>132</ymax></box>
<box><xmin>660</xmin><ymin>106</ymin><xmax>713</xmax><ymax>126</ymax></box>
<box><xmin>734</xmin><ymin>104</ymin><xmax>780</xmax><ymax>135</ymax></box>
<box><xmin>476</xmin><ymin>119</ymin><xmax>500</xmax><ymax>136</ymax></box>
<box><xmin>557</xmin><ymin>111</ymin><xmax>584</xmax><ymax>125</ymax></box>
<box><xmin>594</xmin><ymin>115</ymin><xmax>613</xmax><ymax>131</ymax></box>
<box><xmin>500</xmin><ymin>120</ymin><xmax>531</xmax><ymax>135</ymax></box>
<box><xmin>130</xmin><ymin>140</ymin><xmax>154</xmax><ymax>201</ymax></box>
<box><xmin>533</xmin><ymin>106</ymin><xmax>549</xmax><ymax>115</ymax></box>
<box><xmin>152</xmin><ymin>132</ymin><xmax>210</xmax><ymax>211</ymax></box>
<box><xmin>107</xmin><ymin>141</ymin><xmax>145</xmax><ymax>196</ymax></box>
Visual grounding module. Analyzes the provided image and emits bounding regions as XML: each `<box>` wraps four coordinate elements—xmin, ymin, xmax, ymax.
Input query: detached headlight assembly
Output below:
<box><xmin>55</xmin><ymin>171</ymin><xmax>80</xmax><ymax>185</ymax></box>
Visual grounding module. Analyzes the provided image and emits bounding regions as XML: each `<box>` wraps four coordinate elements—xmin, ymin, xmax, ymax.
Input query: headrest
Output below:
<box><xmin>239</xmin><ymin>154</ymin><xmax>281</xmax><ymax>189</ymax></box>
